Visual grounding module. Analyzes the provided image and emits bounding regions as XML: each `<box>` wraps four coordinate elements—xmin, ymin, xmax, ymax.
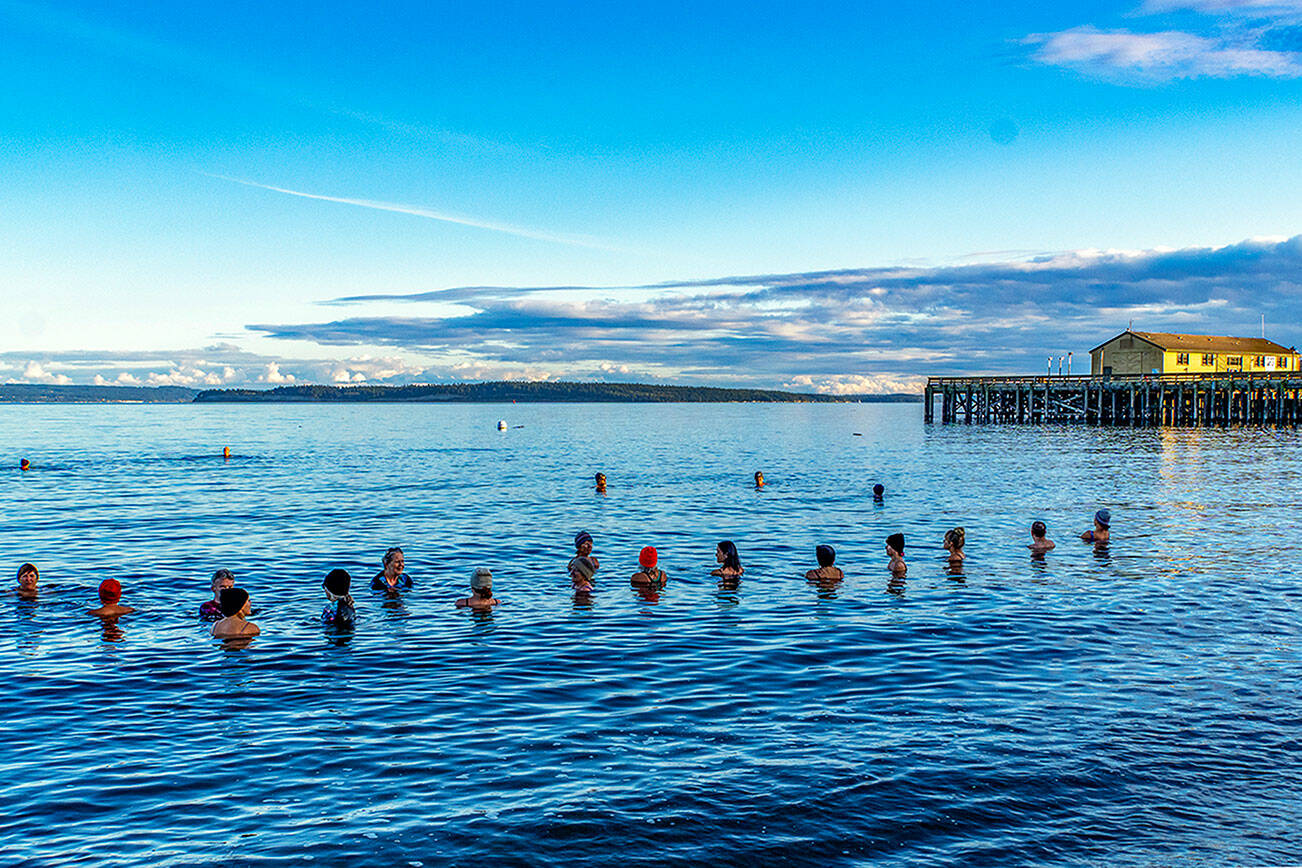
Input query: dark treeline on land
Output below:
<box><xmin>194</xmin><ymin>382</ymin><xmax>922</xmax><ymax>403</ymax></box>
<box><xmin>0</xmin><ymin>384</ymin><xmax>197</xmax><ymax>403</ymax></box>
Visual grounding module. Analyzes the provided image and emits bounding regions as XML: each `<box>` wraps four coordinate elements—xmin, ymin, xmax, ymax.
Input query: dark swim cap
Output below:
<box><xmin>574</xmin><ymin>531</ymin><xmax>593</xmax><ymax>549</ymax></box>
<box><xmin>324</xmin><ymin>569</ymin><xmax>351</xmax><ymax>596</ymax></box>
<box><xmin>220</xmin><ymin>587</ymin><xmax>250</xmax><ymax>617</ymax></box>
<box><xmin>816</xmin><ymin>545</ymin><xmax>835</xmax><ymax>567</ymax></box>
<box><xmin>873</xmin><ymin>484</ymin><xmax>885</xmax><ymax>497</ymax></box>
<box><xmin>886</xmin><ymin>533</ymin><xmax>905</xmax><ymax>553</ymax></box>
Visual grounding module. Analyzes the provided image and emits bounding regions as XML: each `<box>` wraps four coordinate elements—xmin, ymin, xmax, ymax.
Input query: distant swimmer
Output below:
<box><xmin>212</xmin><ymin>587</ymin><xmax>259</xmax><ymax>638</ymax></box>
<box><xmin>1029</xmin><ymin>521</ymin><xmax>1056</xmax><ymax>554</ymax></box>
<box><xmin>595</xmin><ymin>472</ymin><xmax>607</xmax><ymax>493</ymax></box>
<box><xmin>90</xmin><ymin>579</ymin><xmax>135</xmax><ymax>618</ymax></box>
<box><xmin>15</xmin><ymin>563</ymin><xmax>39</xmax><ymax>600</ymax></box>
<box><xmin>19</xmin><ymin>458</ymin><xmax>30</xmax><ymax>471</ymax></box>
<box><xmin>1080</xmin><ymin>509</ymin><xmax>1110</xmax><ymax>544</ymax></box>
<box><xmin>457</xmin><ymin>567</ymin><xmax>498</xmax><ymax>609</ymax></box>
<box><xmin>754</xmin><ymin>471</ymin><xmax>765</xmax><ymax>489</ymax></box>
<box><xmin>631</xmin><ymin>546</ymin><xmax>667</xmax><ymax>585</ymax></box>
<box><xmin>711</xmin><ymin>540</ymin><xmax>744</xmax><ymax>578</ymax></box>
<box><xmin>569</xmin><ymin>531</ymin><xmax>599</xmax><ymax>591</ymax></box>
<box><xmin>322</xmin><ymin>569</ymin><xmax>356</xmax><ymax>626</ymax></box>
<box><xmin>805</xmin><ymin>545</ymin><xmax>843</xmax><ymax>581</ymax></box>
<box><xmin>200</xmin><ymin>569</ymin><xmax>235</xmax><ymax>620</ymax></box>
<box><xmin>943</xmin><ymin>527</ymin><xmax>965</xmax><ymax>564</ymax></box>
<box><xmin>885</xmin><ymin>533</ymin><xmax>907</xmax><ymax>576</ymax></box>
<box><xmin>371</xmin><ymin>547</ymin><xmax>412</xmax><ymax>592</ymax></box>
<box><xmin>873</xmin><ymin>483</ymin><xmax>885</xmax><ymax>502</ymax></box>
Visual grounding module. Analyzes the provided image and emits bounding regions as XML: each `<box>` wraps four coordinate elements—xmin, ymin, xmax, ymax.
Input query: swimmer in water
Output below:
<box><xmin>90</xmin><ymin>579</ymin><xmax>135</xmax><ymax>618</ymax></box>
<box><xmin>886</xmin><ymin>533</ymin><xmax>907</xmax><ymax>576</ymax></box>
<box><xmin>595</xmin><ymin>473</ymin><xmax>606</xmax><ymax>493</ymax></box>
<box><xmin>873</xmin><ymin>483</ymin><xmax>885</xmax><ymax>502</ymax></box>
<box><xmin>1080</xmin><ymin>509</ymin><xmax>1110</xmax><ymax>543</ymax></box>
<box><xmin>15</xmin><ymin>563</ymin><xmax>38</xmax><ymax>600</ymax></box>
<box><xmin>568</xmin><ymin>531</ymin><xmax>599</xmax><ymax>591</ymax></box>
<box><xmin>754</xmin><ymin>471</ymin><xmax>765</xmax><ymax>488</ymax></box>
<box><xmin>200</xmin><ymin>568</ymin><xmax>235</xmax><ymax>620</ymax></box>
<box><xmin>371</xmin><ymin>547</ymin><xmax>412</xmax><ymax>591</ymax></box>
<box><xmin>943</xmin><ymin>527</ymin><xmax>965</xmax><ymax>564</ymax></box>
<box><xmin>631</xmin><ymin>546</ymin><xmax>667</xmax><ymax>585</ymax></box>
<box><xmin>20</xmin><ymin>458</ymin><xmax>30</xmax><ymax>471</ymax></box>
<box><xmin>212</xmin><ymin>587</ymin><xmax>259</xmax><ymax>638</ymax></box>
<box><xmin>805</xmin><ymin>545</ymin><xmax>843</xmax><ymax>581</ymax></box>
<box><xmin>322</xmin><ymin>569</ymin><xmax>356</xmax><ymax>626</ymax></box>
<box><xmin>1029</xmin><ymin>521</ymin><xmax>1056</xmax><ymax>554</ymax></box>
<box><xmin>457</xmin><ymin>567</ymin><xmax>498</xmax><ymax>609</ymax></box>
<box><xmin>711</xmin><ymin>540</ymin><xmax>744</xmax><ymax>578</ymax></box>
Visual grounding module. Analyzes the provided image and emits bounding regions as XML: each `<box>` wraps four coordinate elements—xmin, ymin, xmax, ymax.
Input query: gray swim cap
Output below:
<box><xmin>1095</xmin><ymin>509</ymin><xmax>1111</xmax><ymax>528</ymax></box>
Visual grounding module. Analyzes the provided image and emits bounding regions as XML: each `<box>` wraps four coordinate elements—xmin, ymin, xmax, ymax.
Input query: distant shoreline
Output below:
<box><xmin>0</xmin><ymin>382</ymin><xmax>921</xmax><ymax>404</ymax></box>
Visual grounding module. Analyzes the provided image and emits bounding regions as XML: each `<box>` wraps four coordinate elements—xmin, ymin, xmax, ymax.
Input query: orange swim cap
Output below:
<box><xmin>639</xmin><ymin>546</ymin><xmax>657</xmax><ymax>569</ymax></box>
<box><xmin>98</xmin><ymin>579</ymin><xmax>121</xmax><ymax>604</ymax></box>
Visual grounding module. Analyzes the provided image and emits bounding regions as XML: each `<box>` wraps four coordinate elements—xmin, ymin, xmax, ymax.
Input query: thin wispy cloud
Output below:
<box><xmin>210</xmin><ymin>175</ymin><xmax>616</xmax><ymax>250</ymax></box>
<box><xmin>1026</xmin><ymin>1</ymin><xmax>1302</xmax><ymax>80</ymax></box>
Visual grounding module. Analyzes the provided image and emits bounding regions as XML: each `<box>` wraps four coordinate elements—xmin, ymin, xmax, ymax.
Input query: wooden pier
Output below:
<box><xmin>924</xmin><ymin>373</ymin><xmax>1302</xmax><ymax>426</ymax></box>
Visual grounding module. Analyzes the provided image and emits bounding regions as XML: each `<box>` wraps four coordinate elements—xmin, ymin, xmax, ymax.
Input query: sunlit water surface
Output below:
<box><xmin>1</xmin><ymin>403</ymin><xmax>1300</xmax><ymax>866</ymax></box>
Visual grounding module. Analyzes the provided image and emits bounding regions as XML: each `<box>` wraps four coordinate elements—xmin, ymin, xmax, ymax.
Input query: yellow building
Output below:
<box><xmin>1090</xmin><ymin>330</ymin><xmax>1301</xmax><ymax>376</ymax></box>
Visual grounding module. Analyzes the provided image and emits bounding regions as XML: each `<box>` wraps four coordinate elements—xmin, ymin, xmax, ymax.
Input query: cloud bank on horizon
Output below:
<box><xmin>6</xmin><ymin>236</ymin><xmax>1301</xmax><ymax>394</ymax></box>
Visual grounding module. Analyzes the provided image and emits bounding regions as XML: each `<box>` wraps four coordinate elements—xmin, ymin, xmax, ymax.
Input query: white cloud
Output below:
<box><xmin>259</xmin><ymin>362</ymin><xmax>295</xmax><ymax>384</ymax></box>
<box><xmin>1027</xmin><ymin>25</ymin><xmax>1302</xmax><ymax>79</ymax></box>
<box><xmin>17</xmin><ymin>361</ymin><xmax>73</xmax><ymax>385</ymax></box>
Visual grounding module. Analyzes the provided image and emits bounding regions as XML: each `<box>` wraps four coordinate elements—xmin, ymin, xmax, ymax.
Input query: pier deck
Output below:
<box><xmin>924</xmin><ymin>373</ymin><xmax>1302</xmax><ymax>426</ymax></box>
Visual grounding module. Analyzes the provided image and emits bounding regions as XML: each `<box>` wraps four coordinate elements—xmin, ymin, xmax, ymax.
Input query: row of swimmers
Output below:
<box><xmin>8</xmin><ymin>509</ymin><xmax>1113</xmax><ymax>639</ymax></box>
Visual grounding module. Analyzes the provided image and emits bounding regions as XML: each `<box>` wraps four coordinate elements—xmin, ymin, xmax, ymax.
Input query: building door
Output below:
<box><xmin>1102</xmin><ymin>366</ymin><xmax>1112</xmax><ymax>379</ymax></box>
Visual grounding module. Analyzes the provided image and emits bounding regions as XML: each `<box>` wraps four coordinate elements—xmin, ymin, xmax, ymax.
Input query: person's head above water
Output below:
<box><xmin>211</xmin><ymin>568</ymin><xmax>235</xmax><ymax>595</ymax></box>
<box><xmin>1031</xmin><ymin>521</ymin><xmax>1048</xmax><ymax>539</ymax></box>
<box><xmin>815</xmin><ymin>545</ymin><xmax>836</xmax><ymax>567</ymax></box>
<box><xmin>98</xmin><ymin>579</ymin><xmax>121</xmax><ymax>605</ymax></box>
<box><xmin>639</xmin><ymin>546</ymin><xmax>658</xmax><ymax>570</ymax></box>
<box><xmin>324</xmin><ymin>569</ymin><xmax>352</xmax><ymax>597</ymax></box>
<box><xmin>220</xmin><ymin>587</ymin><xmax>250</xmax><ymax>618</ymax></box>
<box><xmin>873</xmin><ymin>483</ymin><xmax>885</xmax><ymax>499</ymax></box>
<box><xmin>886</xmin><ymin>533</ymin><xmax>905</xmax><ymax>556</ymax></box>
<box><xmin>574</xmin><ymin>531</ymin><xmax>593</xmax><ymax>554</ymax></box>
<box><xmin>716</xmin><ymin>540</ymin><xmax>741</xmax><ymax>571</ymax></box>
<box><xmin>471</xmin><ymin>566</ymin><xmax>493</xmax><ymax>595</ymax></box>
<box><xmin>754</xmin><ymin>471</ymin><xmax>765</xmax><ymax>487</ymax></box>
<box><xmin>16</xmin><ymin>563</ymin><xmax>38</xmax><ymax>585</ymax></box>
<box><xmin>382</xmin><ymin>547</ymin><xmax>405</xmax><ymax>574</ymax></box>
<box><xmin>944</xmin><ymin>527</ymin><xmax>965</xmax><ymax>550</ymax></box>
<box><xmin>594</xmin><ymin>472</ymin><xmax>606</xmax><ymax>488</ymax></box>
<box><xmin>1094</xmin><ymin>509</ymin><xmax>1111</xmax><ymax>529</ymax></box>
<box><xmin>570</xmin><ymin>556</ymin><xmax>596</xmax><ymax>581</ymax></box>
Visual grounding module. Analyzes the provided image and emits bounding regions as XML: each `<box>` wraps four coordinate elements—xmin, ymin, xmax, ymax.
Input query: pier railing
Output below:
<box><xmin>924</xmin><ymin>373</ymin><xmax>1302</xmax><ymax>427</ymax></box>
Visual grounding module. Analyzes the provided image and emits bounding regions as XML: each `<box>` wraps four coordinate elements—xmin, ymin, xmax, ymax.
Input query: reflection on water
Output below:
<box><xmin>1</xmin><ymin>403</ymin><xmax>1300</xmax><ymax>866</ymax></box>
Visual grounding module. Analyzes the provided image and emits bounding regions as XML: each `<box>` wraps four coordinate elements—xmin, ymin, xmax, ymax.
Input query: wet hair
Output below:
<box><xmin>220</xmin><ymin>587</ymin><xmax>250</xmax><ymax>617</ymax></box>
<box><xmin>1031</xmin><ymin>521</ymin><xmax>1047</xmax><ymax>538</ymax></box>
<box><xmin>873</xmin><ymin>483</ymin><xmax>885</xmax><ymax>498</ymax></box>
<box><xmin>211</xmin><ymin>568</ymin><xmax>235</xmax><ymax>592</ymax></box>
<box><xmin>717</xmin><ymin>540</ymin><xmax>741</xmax><ymax>572</ymax></box>
<box><xmin>754</xmin><ymin>471</ymin><xmax>763</xmax><ymax>482</ymax></box>
<box><xmin>16</xmin><ymin>563</ymin><xmax>37</xmax><ymax>581</ymax></box>
<box><xmin>595</xmin><ymin>473</ymin><xmax>606</xmax><ymax>483</ymax></box>
<box><xmin>886</xmin><ymin>533</ymin><xmax>905</xmax><ymax>554</ymax></box>
<box><xmin>944</xmin><ymin>527</ymin><xmax>965</xmax><ymax>550</ymax></box>
<box><xmin>815</xmin><ymin>545</ymin><xmax>836</xmax><ymax>567</ymax></box>
<box><xmin>324</xmin><ymin>569</ymin><xmax>352</xmax><ymax>596</ymax></box>
<box><xmin>382</xmin><ymin>547</ymin><xmax>404</xmax><ymax>568</ymax></box>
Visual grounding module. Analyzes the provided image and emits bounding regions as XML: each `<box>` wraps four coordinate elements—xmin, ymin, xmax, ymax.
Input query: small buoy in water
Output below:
<box><xmin>497</xmin><ymin>420</ymin><xmax>508</xmax><ymax>431</ymax></box>
<box><xmin>223</xmin><ymin>446</ymin><xmax>231</xmax><ymax>459</ymax></box>
<box><xmin>19</xmin><ymin>458</ymin><xmax>30</xmax><ymax>471</ymax></box>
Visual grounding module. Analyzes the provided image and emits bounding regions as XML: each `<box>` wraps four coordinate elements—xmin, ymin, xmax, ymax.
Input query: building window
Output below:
<box><xmin>1279</xmin><ymin>356</ymin><xmax>1290</xmax><ymax>369</ymax></box>
<box><xmin>1254</xmin><ymin>355</ymin><xmax>1266</xmax><ymax>366</ymax></box>
<box><xmin>1202</xmin><ymin>353</ymin><xmax>1216</xmax><ymax>365</ymax></box>
<box><xmin>1176</xmin><ymin>353</ymin><xmax>1189</xmax><ymax>364</ymax></box>
<box><xmin>1228</xmin><ymin>356</ymin><xmax>1243</xmax><ymax>366</ymax></box>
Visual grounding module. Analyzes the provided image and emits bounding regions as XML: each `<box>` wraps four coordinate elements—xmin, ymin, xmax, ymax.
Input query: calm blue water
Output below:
<box><xmin>2</xmin><ymin>403</ymin><xmax>1300</xmax><ymax>866</ymax></box>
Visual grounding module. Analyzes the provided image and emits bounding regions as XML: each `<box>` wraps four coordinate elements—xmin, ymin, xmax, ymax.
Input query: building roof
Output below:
<box><xmin>1091</xmin><ymin>330</ymin><xmax>1297</xmax><ymax>355</ymax></box>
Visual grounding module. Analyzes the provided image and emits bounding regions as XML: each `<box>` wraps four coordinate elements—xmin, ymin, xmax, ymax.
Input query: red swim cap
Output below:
<box><xmin>639</xmin><ymin>546</ymin><xmax>657</xmax><ymax>569</ymax></box>
<box><xmin>98</xmin><ymin>579</ymin><xmax>121</xmax><ymax>604</ymax></box>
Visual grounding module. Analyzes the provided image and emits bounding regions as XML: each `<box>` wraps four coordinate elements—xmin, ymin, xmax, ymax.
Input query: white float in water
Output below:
<box><xmin>497</xmin><ymin>420</ymin><xmax>508</xmax><ymax>431</ymax></box>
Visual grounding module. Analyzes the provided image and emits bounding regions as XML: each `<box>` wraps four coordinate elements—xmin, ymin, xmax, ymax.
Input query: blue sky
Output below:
<box><xmin>3</xmin><ymin>0</ymin><xmax>1302</xmax><ymax>391</ymax></box>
